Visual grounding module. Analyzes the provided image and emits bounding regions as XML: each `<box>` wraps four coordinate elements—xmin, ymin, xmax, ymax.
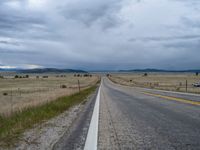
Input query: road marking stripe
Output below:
<box><xmin>140</xmin><ymin>87</ymin><xmax>200</xmax><ymax>97</ymax></box>
<box><xmin>84</xmin><ymin>84</ymin><xmax>101</xmax><ymax>150</ymax></box>
<box><xmin>143</xmin><ymin>92</ymin><xmax>200</xmax><ymax>106</ymax></box>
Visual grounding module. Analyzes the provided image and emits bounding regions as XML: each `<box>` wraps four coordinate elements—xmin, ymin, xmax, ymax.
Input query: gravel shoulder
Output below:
<box><xmin>53</xmin><ymin>89</ymin><xmax>97</xmax><ymax>150</ymax></box>
<box><xmin>4</xmin><ymin>90</ymin><xmax>97</xmax><ymax>150</ymax></box>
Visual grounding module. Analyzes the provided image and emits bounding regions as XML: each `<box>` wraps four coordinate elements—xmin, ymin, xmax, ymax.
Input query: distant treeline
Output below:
<box><xmin>74</xmin><ymin>74</ymin><xmax>92</xmax><ymax>77</ymax></box>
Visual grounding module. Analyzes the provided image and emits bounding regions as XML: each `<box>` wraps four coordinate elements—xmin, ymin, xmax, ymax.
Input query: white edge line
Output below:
<box><xmin>84</xmin><ymin>83</ymin><xmax>101</xmax><ymax>150</ymax></box>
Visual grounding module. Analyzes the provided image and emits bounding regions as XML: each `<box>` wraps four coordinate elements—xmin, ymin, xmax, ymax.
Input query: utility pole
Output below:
<box><xmin>78</xmin><ymin>80</ymin><xmax>80</xmax><ymax>93</ymax></box>
<box><xmin>186</xmin><ymin>80</ymin><xmax>188</xmax><ymax>92</ymax></box>
<box><xmin>10</xmin><ymin>89</ymin><xmax>13</xmax><ymax>114</ymax></box>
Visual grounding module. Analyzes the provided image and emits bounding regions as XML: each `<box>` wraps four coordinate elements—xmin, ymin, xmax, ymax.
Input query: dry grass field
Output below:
<box><xmin>0</xmin><ymin>73</ymin><xmax>99</xmax><ymax>116</ymax></box>
<box><xmin>109</xmin><ymin>73</ymin><xmax>200</xmax><ymax>94</ymax></box>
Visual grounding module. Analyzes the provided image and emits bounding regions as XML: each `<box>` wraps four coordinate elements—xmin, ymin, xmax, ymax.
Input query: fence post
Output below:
<box><xmin>10</xmin><ymin>89</ymin><xmax>13</xmax><ymax>114</ymax></box>
<box><xmin>18</xmin><ymin>88</ymin><xmax>21</xmax><ymax>96</ymax></box>
<box><xmin>78</xmin><ymin>80</ymin><xmax>80</xmax><ymax>93</ymax></box>
<box><xmin>186</xmin><ymin>80</ymin><xmax>188</xmax><ymax>92</ymax></box>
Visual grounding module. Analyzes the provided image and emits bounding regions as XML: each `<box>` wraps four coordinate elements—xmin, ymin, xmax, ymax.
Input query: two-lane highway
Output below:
<box><xmin>54</xmin><ymin>77</ymin><xmax>200</xmax><ymax>150</ymax></box>
<box><xmin>98</xmin><ymin>78</ymin><xmax>200</xmax><ymax>149</ymax></box>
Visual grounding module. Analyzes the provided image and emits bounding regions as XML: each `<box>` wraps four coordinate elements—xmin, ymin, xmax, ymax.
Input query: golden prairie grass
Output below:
<box><xmin>0</xmin><ymin>74</ymin><xmax>99</xmax><ymax>116</ymax></box>
<box><xmin>109</xmin><ymin>73</ymin><xmax>200</xmax><ymax>94</ymax></box>
<box><xmin>0</xmin><ymin>85</ymin><xmax>98</xmax><ymax>147</ymax></box>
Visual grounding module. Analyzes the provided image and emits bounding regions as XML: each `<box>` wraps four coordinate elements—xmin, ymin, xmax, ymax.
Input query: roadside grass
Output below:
<box><xmin>109</xmin><ymin>74</ymin><xmax>200</xmax><ymax>94</ymax></box>
<box><xmin>0</xmin><ymin>85</ymin><xmax>97</xmax><ymax>147</ymax></box>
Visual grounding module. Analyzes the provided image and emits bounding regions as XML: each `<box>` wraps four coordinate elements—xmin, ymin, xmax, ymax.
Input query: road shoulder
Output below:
<box><xmin>7</xmin><ymin>91</ymin><xmax>97</xmax><ymax>150</ymax></box>
<box><xmin>53</xmin><ymin>89</ymin><xmax>98</xmax><ymax>150</ymax></box>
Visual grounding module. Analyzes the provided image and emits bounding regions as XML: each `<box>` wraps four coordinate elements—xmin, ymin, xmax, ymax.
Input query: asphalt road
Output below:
<box><xmin>53</xmin><ymin>90</ymin><xmax>98</xmax><ymax>150</ymax></box>
<box><xmin>98</xmin><ymin>77</ymin><xmax>200</xmax><ymax>150</ymax></box>
<box><xmin>53</xmin><ymin>78</ymin><xmax>200</xmax><ymax>150</ymax></box>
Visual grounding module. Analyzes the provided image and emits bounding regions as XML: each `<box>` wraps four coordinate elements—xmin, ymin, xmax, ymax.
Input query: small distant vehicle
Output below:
<box><xmin>192</xmin><ymin>82</ymin><xmax>200</xmax><ymax>87</ymax></box>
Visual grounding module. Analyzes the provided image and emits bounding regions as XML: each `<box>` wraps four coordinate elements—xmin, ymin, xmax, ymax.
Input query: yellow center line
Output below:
<box><xmin>142</xmin><ymin>92</ymin><xmax>200</xmax><ymax>106</ymax></box>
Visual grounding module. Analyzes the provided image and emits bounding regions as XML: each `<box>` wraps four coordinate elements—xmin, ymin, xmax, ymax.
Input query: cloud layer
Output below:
<box><xmin>0</xmin><ymin>0</ymin><xmax>200</xmax><ymax>70</ymax></box>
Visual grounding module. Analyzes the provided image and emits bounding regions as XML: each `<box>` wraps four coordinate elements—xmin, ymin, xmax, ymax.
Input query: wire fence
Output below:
<box><xmin>0</xmin><ymin>80</ymin><xmax>98</xmax><ymax>117</ymax></box>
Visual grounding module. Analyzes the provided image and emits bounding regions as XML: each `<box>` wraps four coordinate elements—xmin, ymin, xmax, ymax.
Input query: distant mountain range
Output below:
<box><xmin>0</xmin><ymin>68</ymin><xmax>19</xmax><ymax>72</ymax></box>
<box><xmin>1</xmin><ymin>68</ymin><xmax>200</xmax><ymax>73</ymax></box>
<box><xmin>0</xmin><ymin>68</ymin><xmax>87</xmax><ymax>73</ymax></box>
<box><xmin>119</xmin><ymin>69</ymin><xmax>200</xmax><ymax>73</ymax></box>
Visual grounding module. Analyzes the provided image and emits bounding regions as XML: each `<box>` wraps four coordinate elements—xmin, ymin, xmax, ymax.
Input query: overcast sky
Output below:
<box><xmin>0</xmin><ymin>0</ymin><xmax>200</xmax><ymax>70</ymax></box>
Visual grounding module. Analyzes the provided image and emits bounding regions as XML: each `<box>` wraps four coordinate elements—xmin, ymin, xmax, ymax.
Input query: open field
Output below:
<box><xmin>0</xmin><ymin>85</ymin><xmax>98</xmax><ymax>147</ymax></box>
<box><xmin>109</xmin><ymin>73</ymin><xmax>200</xmax><ymax>94</ymax></box>
<box><xmin>0</xmin><ymin>73</ymin><xmax>99</xmax><ymax>116</ymax></box>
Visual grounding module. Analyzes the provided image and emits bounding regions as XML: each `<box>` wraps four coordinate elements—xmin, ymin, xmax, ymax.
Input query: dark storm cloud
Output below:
<box><xmin>0</xmin><ymin>13</ymin><xmax>46</xmax><ymax>39</ymax></box>
<box><xmin>0</xmin><ymin>48</ymin><xmax>40</xmax><ymax>55</ymax></box>
<box><xmin>0</xmin><ymin>14</ymin><xmax>42</xmax><ymax>29</ymax></box>
<box><xmin>163</xmin><ymin>40</ymin><xmax>200</xmax><ymax>49</ymax></box>
<box><xmin>181</xmin><ymin>17</ymin><xmax>200</xmax><ymax>29</ymax></box>
<box><xmin>61</xmin><ymin>0</ymin><xmax>122</xmax><ymax>29</ymax></box>
<box><xmin>0</xmin><ymin>0</ymin><xmax>200</xmax><ymax>70</ymax></box>
<box><xmin>0</xmin><ymin>40</ymin><xmax>20</xmax><ymax>46</ymax></box>
<box><xmin>129</xmin><ymin>35</ymin><xmax>200</xmax><ymax>42</ymax></box>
